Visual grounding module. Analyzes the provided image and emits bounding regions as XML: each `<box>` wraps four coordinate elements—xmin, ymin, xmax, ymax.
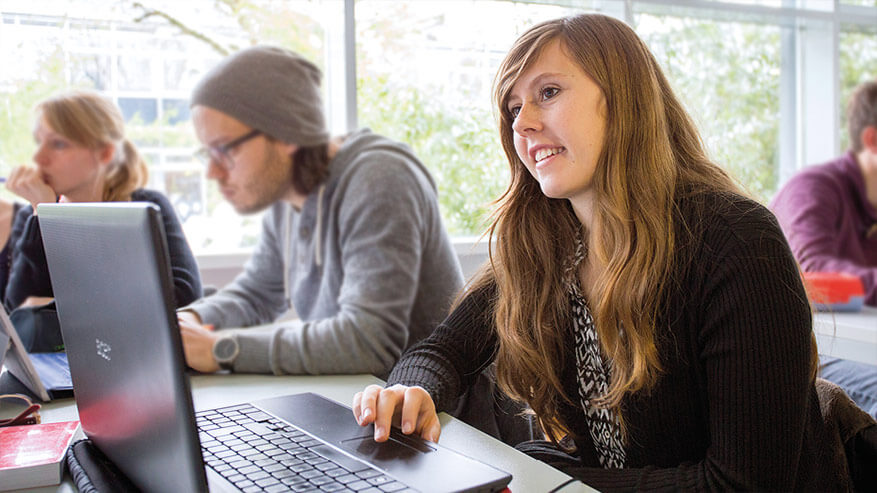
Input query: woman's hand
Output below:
<box><xmin>352</xmin><ymin>384</ymin><xmax>442</xmax><ymax>443</ymax></box>
<box><xmin>5</xmin><ymin>166</ymin><xmax>56</xmax><ymax>210</ymax></box>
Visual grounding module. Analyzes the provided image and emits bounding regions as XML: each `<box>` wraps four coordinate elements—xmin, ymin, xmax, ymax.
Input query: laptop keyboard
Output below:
<box><xmin>197</xmin><ymin>403</ymin><xmax>416</xmax><ymax>493</ymax></box>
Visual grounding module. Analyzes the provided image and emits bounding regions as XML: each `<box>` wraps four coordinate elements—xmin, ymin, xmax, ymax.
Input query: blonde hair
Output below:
<box><xmin>479</xmin><ymin>14</ymin><xmax>744</xmax><ymax>439</ymax></box>
<box><xmin>37</xmin><ymin>90</ymin><xmax>148</xmax><ymax>201</ymax></box>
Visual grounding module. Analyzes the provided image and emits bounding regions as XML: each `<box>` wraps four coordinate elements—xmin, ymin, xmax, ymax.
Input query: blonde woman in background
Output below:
<box><xmin>4</xmin><ymin>90</ymin><xmax>201</xmax><ymax>311</ymax></box>
<box><xmin>352</xmin><ymin>14</ymin><xmax>865</xmax><ymax>490</ymax></box>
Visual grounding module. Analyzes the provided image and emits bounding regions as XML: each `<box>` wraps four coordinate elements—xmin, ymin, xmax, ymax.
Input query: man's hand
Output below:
<box><xmin>178</xmin><ymin>309</ymin><xmax>203</xmax><ymax>326</ymax></box>
<box><xmin>178</xmin><ymin>313</ymin><xmax>220</xmax><ymax>373</ymax></box>
<box><xmin>21</xmin><ymin>296</ymin><xmax>54</xmax><ymax>307</ymax></box>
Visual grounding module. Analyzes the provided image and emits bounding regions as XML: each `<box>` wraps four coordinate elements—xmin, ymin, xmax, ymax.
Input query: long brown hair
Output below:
<box><xmin>477</xmin><ymin>13</ymin><xmax>745</xmax><ymax>439</ymax></box>
<box><xmin>37</xmin><ymin>90</ymin><xmax>148</xmax><ymax>201</ymax></box>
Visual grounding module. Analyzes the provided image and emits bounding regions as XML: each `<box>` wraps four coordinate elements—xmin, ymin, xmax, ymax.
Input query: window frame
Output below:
<box><xmin>1</xmin><ymin>0</ymin><xmax>876</xmax><ymax>258</ymax></box>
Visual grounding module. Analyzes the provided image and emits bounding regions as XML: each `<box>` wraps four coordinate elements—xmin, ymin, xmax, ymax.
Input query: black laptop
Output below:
<box><xmin>38</xmin><ymin>202</ymin><xmax>511</xmax><ymax>493</ymax></box>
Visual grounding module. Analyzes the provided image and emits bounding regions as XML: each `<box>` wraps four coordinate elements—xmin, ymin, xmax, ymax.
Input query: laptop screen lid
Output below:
<box><xmin>39</xmin><ymin>202</ymin><xmax>207</xmax><ymax>493</ymax></box>
<box><xmin>40</xmin><ymin>202</ymin><xmax>511</xmax><ymax>493</ymax></box>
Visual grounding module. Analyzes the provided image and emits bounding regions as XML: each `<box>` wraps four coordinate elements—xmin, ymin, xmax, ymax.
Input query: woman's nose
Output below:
<box><xmin>512</xmin><ymin>103</ymin><xmax>541</xmax><ymax>135</ymax></box>
<box><xmin>32</xmin><ymin>145</ymin><xmax>49</xmax><ymax>166</ymax></box>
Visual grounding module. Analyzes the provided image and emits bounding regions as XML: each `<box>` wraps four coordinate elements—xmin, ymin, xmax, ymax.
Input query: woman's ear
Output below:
<box><xmin>96</xmin><ymin>143</ymin><xmax>116</xmax><ymax>166</ymax></box>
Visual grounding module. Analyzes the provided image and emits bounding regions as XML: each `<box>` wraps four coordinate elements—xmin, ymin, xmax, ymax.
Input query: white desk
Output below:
<box><xmin>18</xmin><ymin>373</ymin><xmax>593</xmax><ymax>493</ymax></box>
<box><xmin>813</xmin><ymin>307</ymin><xmax>877</xmax><ymax>365</ymax></box>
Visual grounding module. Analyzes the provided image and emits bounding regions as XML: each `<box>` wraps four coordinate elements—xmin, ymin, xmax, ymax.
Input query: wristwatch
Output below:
<box><xmin>212</xmin><ymin>335</ymin><xmax>239</xmax><ymax>371</ymax></box>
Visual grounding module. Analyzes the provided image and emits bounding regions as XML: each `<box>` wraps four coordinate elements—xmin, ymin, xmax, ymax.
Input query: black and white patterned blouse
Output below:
<box><xmin>564</xmin><ymin>237</ymin><xmax>626</xmax><ymax>469</ymax></box>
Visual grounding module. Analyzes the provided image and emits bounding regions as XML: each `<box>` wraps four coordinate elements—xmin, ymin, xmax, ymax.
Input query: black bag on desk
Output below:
<box><xmin>9</xmin><ymin>300</ymin><xmax>64</xmax><ymax>353</ymax></box>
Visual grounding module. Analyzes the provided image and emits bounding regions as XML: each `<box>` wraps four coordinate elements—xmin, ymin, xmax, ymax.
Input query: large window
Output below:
<box><xmin>0</xmin><ymin>0</ymin><xmax>337</xmax><ymax>252</ymax></box>
<box><xmin>355</xmin><ymin>1</ymin><xmax>579</xmax><ymax>235</ymax></box>
<box><xmin>636</xmin><ymin>11</ymin><xmax>781</xmax><ymax>201</ymax></box>
<box><xmin>1</xmin><ymin>0</ymin><xmax>876</xmax><ymax>252</ymax></box>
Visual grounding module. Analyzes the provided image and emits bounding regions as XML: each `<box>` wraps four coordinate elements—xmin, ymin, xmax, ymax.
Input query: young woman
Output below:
<box><xmin>353</xmin><ymin>14</ymin><xmax>852</xmax><ymax>490</ymax></box>
<box><xmin>4</xmin><ymin>90</ymin><xmax>201</xmax><ymax>310</ymax></box>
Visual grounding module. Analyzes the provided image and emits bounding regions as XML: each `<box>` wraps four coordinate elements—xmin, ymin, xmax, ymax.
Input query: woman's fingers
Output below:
<box><xmin>6</xmin><ymin>166</ymin><xmax>55</xmax><ymax>207</ymax></box>
<box><xmin>419</xmin><ymin>412</ymin><xmax>442</xmax><ymax>443</ymax></box>
<box><xmin>353</xmin><ymin>384</ymin><xmax>385</xmax><ymax>426</ymax></box>
<box><xmin>402</xmin><ymin>387</ymin><xmax>441</xmax><ymax>442</ymax></box>
<box><xmin>374</xmin><ymin>386</ymin><xmax>405</xmax><ymax>442</ymax></box>
<box><xmin>5</xmin><ymin>166</ymin><xmax>26</xmax><ymax>194</ymax></box>
<box><xmin>352</xmin><ymin>384</ymin><xmax>442</xmax><ymax>443</ymax></box>
<box><xmin>399</xmin><ymin>386</ymin><xmax>429</xmax><ymax>434</ymax></box>
<box><xmin>352</xmin><ymin>392</ymin><xmax>363</xmax><ymax>422</ymax></box>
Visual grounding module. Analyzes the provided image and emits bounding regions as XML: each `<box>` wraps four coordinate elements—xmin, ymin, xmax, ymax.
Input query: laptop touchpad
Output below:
<box><xmin>341</xmin><ymin>433</ymin><xmax>434</xmax><ymax>464</ymax></box>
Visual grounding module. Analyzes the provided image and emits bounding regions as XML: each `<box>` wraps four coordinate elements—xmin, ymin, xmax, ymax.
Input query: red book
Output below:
<box><xmin>0</xmin><ymin>421</ymin><xmax>80</xmax><ymax>491</ymax></box>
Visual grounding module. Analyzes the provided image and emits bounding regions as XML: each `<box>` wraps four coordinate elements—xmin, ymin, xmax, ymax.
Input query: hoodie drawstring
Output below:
<box><xmin>283</xmin><ymin>204</ymin><xmax>292</xmax><ymax>309</ymax></box>
<box><xmin>315</xmin><ymin>184</ymin><xmax>325</xmax><ymax>268</ymax></box>
<box><xmin>284</xmin><ymin>184</ymin><xmax>326</xmax><ymax>308</ymax></box>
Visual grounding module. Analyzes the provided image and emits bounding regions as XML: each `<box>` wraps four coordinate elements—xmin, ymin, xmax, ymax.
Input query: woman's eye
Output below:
<box><xmin>508</xmin><ymin>105</ymin><xmax>521</xmax><ymax>118</ymax></box>
<box><xmin>541</xmin><ymin>87</ymin><xmax>560</xmax><ymax>101</ymax></box>
<box><xmin>50</xmin><ymin>139</ymin><xmax>69</xmax><ymax>149</ymax></box>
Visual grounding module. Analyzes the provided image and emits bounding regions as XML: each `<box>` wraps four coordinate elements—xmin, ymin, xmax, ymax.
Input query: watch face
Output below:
<box><xmin>214</xmin><ymin>337</ymin><xmax>238</xmax><ymax>362</ymax></box>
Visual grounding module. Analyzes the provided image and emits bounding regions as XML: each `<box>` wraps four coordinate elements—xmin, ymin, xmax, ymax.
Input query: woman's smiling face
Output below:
<box><xmin>506</xmin><ymin>39</ymin><xmax>607</xmax><ymax>213</ymax></box>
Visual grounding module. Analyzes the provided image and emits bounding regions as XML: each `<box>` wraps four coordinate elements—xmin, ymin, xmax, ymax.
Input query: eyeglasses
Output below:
<box><xmin>0</xmin><ymin>393</ymin><xmax>42</xmax><ymax>427</ymax></box>
<box><xmin>194</xmin><ymin>129</ymin><xmax>263</xmax><ymax>171</ymax></box>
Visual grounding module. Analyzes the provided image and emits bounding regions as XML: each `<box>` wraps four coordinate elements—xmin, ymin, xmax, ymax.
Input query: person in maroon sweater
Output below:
<box><xmin>772</xmin><ymin>80</ymin><xmax>877</xmax><ymax>305</ymax></box>
<box><xmin>770</xmin><ymin>80</ymin><xmax>877</xmax><ymax>420</ymax></box>
<box><xmin>351</xmin><ymin>14</ymin><xmax>861</xmax><ymax>490</ymax></box>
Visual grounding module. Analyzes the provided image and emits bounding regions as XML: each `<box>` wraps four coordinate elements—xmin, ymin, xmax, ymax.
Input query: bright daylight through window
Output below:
<box><xmin>0</xmin><ymin>0</ymin><xmax>875</xmax><ymax>253</ymax></box>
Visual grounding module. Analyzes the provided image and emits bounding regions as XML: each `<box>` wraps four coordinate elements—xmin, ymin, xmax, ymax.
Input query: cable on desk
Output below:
<box><xmin>547</xmin><ymin>478</ymin><xmax>580</xmax><ymax>492</ymax></box>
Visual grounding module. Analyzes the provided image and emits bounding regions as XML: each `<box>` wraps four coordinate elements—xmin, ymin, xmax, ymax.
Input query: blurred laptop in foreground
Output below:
<box><xmin>39</xmin><ymin>202</ymin><xmax>511</xmax><ymax>493</ymax></box>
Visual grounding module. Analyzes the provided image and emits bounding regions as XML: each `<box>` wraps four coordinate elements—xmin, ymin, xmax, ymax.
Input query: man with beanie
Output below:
<box><xmin>178</xmin><ymin>46</ymin><xmax>464</xmax><ymax>378</ymax></box>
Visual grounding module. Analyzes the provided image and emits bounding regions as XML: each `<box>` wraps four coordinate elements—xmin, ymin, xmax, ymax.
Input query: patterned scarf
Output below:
<box><xmin>563</xmin><ymin>236</ymin><xmax>626</xmax><ymax>468</ymax></box>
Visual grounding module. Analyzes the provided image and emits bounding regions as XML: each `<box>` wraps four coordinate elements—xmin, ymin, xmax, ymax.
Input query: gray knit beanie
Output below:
<box><xmin>191</xmin><ymin>45</ymin><xmax>329</xmax><ymax>146</ymax></box>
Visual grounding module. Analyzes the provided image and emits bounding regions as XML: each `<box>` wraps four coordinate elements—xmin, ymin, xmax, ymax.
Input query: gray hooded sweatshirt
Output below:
<box><xmin>186</xmin><ymin>129</ymin><xmax>464</xmax><ymax>377</ymax></box>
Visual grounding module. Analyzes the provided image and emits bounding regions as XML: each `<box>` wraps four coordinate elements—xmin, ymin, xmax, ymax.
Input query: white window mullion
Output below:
<box><xmin>797</xmin><ymin>15</ymin><xmax>837</xmax><ymax>169</ymax></box>
<box><xmin>779</xmin><ymin>15</ymin><xmax>797</xmax><ymax>183</ymax></box>
<box><xmin>324</xmin><ymin>0</ymin><xmax>354</xmax><ymax>135</ymax></box>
